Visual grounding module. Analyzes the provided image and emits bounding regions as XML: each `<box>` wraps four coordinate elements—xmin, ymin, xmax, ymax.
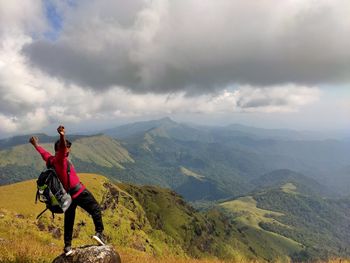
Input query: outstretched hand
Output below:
<box><xmin>57</xmin><ymin>125</ymin><xmax>65</xmax><ymax>136</ymax></box>
<box><xmin>29</xmin><ymin>136</ymin><xmax>39</xmax><ymax>146</ymax></box>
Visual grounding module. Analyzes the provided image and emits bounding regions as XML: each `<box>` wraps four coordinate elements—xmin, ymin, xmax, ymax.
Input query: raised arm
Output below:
<box><xmin>56</xmin><ymin>125</ymin><xmax>67</xmax><ymax>161</ymax></box>
<box><xmin>29</xmin><ymin>136</ymin><xmax>52</xmax><ymax>162</ymax></box>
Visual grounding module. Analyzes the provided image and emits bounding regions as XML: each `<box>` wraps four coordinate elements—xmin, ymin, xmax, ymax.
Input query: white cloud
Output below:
<box><xmin>0</xmin><ymin>108</ymin><xmax>48</xmax><ymax>133</ymax></box>
<box><xmin>0</xmin><ymin>114</ymin><xmax>18</xmax><ymax>133</ymax></box>
<box><xmin>235</xmin><ymin>85</ymin><xmax>321</xmax><ymax>113</ymax></box>
<box><xmin>0</xmin><ymin>0</ymin><xmax>338</xmax><ymax>136</ymax></box>
<box><xmin>0</xmin><ymin>0</ymin><xmax>46</xmax><ymax>36</ymax></box>
<box><xmin>0</xmin><ymin>36</ymin><xmax>48</xmax><ymax>115</ymax></box>
<box><xmin>24</xmin><ymin>0</ymin><xmax>350</xmax><ymax>94</ymax></box>
<box><xmin>0</xmin><ymin>28</ymin><xmax>323</xmax><ymax>135</ymax></box>
<box><xmin>46</xmin><ymin>85</ymin><xmax>320</xmax><ymax>118</ymax></box>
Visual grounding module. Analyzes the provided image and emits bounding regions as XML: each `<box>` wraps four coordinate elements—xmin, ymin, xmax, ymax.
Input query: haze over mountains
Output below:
<box><xmin>1</xmin><ymin>117</ymin><xmax>350</xmax><ymax>261</ymax></box>
<box><xmin>1</xmin><ymin>117</ymin><xmax>349</xmax><ymax>198</ymax></box>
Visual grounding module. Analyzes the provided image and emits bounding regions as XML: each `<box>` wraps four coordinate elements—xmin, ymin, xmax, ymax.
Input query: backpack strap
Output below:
<box><xmin>35</xmin><ymin>190</ymin><xmax>39</xmax><ymax>204</ymax></box>
<box><xmin>46</xmin><ymin>157</ymin><xmax>71</xmax><ymax>192</ymax></box>
<box><xmin>36</xmin><ymin>208</ymin><xmax>55</xmax><ymax>220</ymax></box>
<box><xmin>46</xmin><ymin>156</ymin><xmax>54</xmax><ymax>168</ymax></box>
<box><xmin>36</xmin><ymin>208</ymin><xmax>48</xmax><ymax>220</ymax></box>
<box><xmin>66</xmin><ymin>161</ymin><xmax>82</xmax><ymax>196</ymax></box>
<box><xmin>67</xmin><ymin>160</ymin><xmax>71</xmax><ymax>192</ymax></box>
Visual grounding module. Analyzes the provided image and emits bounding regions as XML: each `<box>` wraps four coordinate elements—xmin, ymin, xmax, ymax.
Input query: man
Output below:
<box><xmin>30</xmin><ymin>125</ymin><xmax>105</xmax><ymax>256</ymax></box>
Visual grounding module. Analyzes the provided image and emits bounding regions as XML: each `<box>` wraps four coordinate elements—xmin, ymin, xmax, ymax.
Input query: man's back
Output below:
<box><xmin>32</xmin><ymin>134</ymin><xmax>85</xmax><ymax>198</ymax></box>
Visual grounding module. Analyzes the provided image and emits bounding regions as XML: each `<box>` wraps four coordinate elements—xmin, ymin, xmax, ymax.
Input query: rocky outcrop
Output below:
<box><xmin>52</xmin><ymin>245</ymin><xmax>121</xmax><ymax>263</ymax></box>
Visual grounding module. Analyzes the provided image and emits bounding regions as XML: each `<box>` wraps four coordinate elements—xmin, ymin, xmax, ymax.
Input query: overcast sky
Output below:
<box><xmin>0</xmin><ymin>0</ymin><xmax>349</xmax><ymax>137</ymax></box>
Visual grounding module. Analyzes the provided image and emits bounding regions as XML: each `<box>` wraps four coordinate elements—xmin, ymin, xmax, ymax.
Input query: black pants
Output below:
<box><xmin>64</xmin><ymin>189</ymin><xmax>104</xmax><ymax>246</ymax></box>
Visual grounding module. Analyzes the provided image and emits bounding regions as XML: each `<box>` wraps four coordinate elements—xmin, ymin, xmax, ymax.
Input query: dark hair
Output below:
<box><xmin>54</xmin><ymin>139</ymin><xmax>72</xmax><ymax>152</ymax></box>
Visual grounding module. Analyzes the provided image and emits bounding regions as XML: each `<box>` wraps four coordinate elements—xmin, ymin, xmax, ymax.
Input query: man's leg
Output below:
<box><xmin>64</xmin><ymin>202</ymin><xmax>77</xmax><ymax>248</ymax></box>
<box><xmin>75</xmin><ymin>189</ymin><xmax>104</xmax><ymax>234</ymax></box>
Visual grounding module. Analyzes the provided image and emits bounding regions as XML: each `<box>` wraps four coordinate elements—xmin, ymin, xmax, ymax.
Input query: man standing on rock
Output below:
<box><xmin>29</xmin><ymin>125</ymin><xmax>105</xmax><ymax>256</ymax></box>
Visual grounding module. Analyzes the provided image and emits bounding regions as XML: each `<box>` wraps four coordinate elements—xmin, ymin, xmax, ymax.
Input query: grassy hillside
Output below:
<box><xmin>253</xmin><ymin>186</ymin><xmax>350</xmax><ymax>260</ymax></box>
<box><xmin>1</xmin><ymin>173</ymin><xmax>350</xmax><ymax>262</ymax></box>
<box><xmin>120</xmin><ymin>183</ymin><xmax>236</xmax><ymax>259</ymax></box>
<box><xmin>220</xmin><ymin>181</ymin><xmax>350</xmax><ymax>261</ymax></box>
<box><xmin>0</xmin><ymin>174</ymin><xmax>258</xmax><ymax>263</ymax></box>
<box><xmin>220</xmin><ymin>197</ymin><xmax>303</xmax><ymax>262</ymax></box>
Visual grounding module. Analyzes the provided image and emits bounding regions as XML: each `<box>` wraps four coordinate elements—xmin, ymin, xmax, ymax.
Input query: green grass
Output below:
<box><xmin>0</xmin><ymin>174</ymin><xmax>188</xmax><ymax>262</ymax></box>
<box><xmin>1</xmin><ymin>174</ymin><xmax>259</xmax><ymax>262</ymax></box>
<box><xmin>3</xmin><ymin>172</ymin><xmax>334</xmax><ymax>263</ymax></box>
<box><xmin>120</xmin><ymin>184</ymin><xmax>261</xmax><ymax>261</ymax></box>
<box><xmin>254</xmin><ymin>189</ymin><xmax>350</xmax><ymax>260</ymax></box>
<box><xmin>220</xmin><ymin>196</ymin><xmax>303</xmax><ymax>262</ymax></box>
<box><xmin>221</xmin><ymin>196</ymin><xmax>287</xmax><ymax>229</ymax></box>
<box><xmin>71</xmin><ymin>135</ymin><xmax>134</xmax><ymax>169</ymax></box>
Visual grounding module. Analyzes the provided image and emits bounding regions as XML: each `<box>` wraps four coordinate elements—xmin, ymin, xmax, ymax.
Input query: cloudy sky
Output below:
<box><xmin>0</xmin><ymin>0</ymin><xmax>349</xmax><ymax>137</ymax></box>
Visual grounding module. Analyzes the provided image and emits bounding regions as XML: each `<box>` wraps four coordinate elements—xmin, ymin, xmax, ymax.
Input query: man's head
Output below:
<box><xmin>54</xmin><ymin>139</ymin><xmax>72</xmax><ymax>153</ymax></box>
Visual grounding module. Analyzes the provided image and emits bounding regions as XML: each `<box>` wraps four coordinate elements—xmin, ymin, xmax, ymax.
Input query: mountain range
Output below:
<box><xmin>1</xmin><ymin>118</ymin><xmax>350</xmax><ymax>198</ymax></box>
<box><xmin>1</xmin><ymin>118</ymin><xmax>350</xmax><ymax>261</ymax></box>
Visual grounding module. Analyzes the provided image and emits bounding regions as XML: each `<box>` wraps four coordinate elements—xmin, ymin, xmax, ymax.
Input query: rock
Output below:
<box><xmin>77</xmin><ymin>220</ymin><xmax>86</xmax><ymax>227</ymax></box>
<box><xmin>15</xmin><ymin>214</ymin><xmax>25</xmax><ymax>219</ymax></box>
<box><xmin>36</xmin><ymin>221</ymin><xmax>46</xmax><ymax>231</ymax></box>
<box><xmin>51</xmin><ymin>227</ymin><xmax>61</xmax><ymax>239</ymax></box>
<box><xmin>52</xmin><ymin>245</ymin><xmax>121</xmax><ymax>263</ymax></box>
<box><xmin>113</xmin><ymin>219</ymin><xmax>121</xmax><ymax>228</ymax></box>
<box><xmin>131</xmin><ymin>241</ymin><xmax>146</xmax><ymax>252</ymax></box>
<box><xmin>101</xmin><ymin>183</ymin><xmax>119</xmax><ymax>211</ymax></box>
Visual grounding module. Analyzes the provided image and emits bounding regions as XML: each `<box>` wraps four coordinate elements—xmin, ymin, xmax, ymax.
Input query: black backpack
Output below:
<box><xmin>35</xmin><ymin>158</ymin><xmax>72</xmax><ymax>219</ymax></box>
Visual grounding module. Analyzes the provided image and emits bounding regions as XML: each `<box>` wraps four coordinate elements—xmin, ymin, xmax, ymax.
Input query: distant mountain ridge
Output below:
<box><xmin>250</xmin><ymin>169</ymin><xmax>333</xmax><ymax>197</ymax></box>
<box><xmin>0</xmin><ymin>133</ymin><xmax>97</xmax><ymax>150</ymax></box>
<box><xmin>108</xmin><ymin>118</ymin><xmax>350</xmax><ymax>197</ymax></box>
<box><xmin>103</xmin><ymin>117</ymin><xmax>178</xmax><ymax>139</ymax></box>
<box><xmin>102</xmin><ymin>117</ymin><xmax>340</xmax><ymax>141</ymax></box>
<box><xmin>1</xmin><ymin>117</ymin><xmax>350</xmax><ymax>198</ymax></box>
<box><xmin>0</xmin><ymin>135</ymin><xmax>133</xmax><ymax>185</ymax></box>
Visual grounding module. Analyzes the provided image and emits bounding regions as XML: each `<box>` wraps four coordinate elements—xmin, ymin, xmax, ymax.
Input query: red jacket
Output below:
<box><xmin>35</xmin><ymin>144</ymin><xmax>85</xmax><ymax>199</ymax></box>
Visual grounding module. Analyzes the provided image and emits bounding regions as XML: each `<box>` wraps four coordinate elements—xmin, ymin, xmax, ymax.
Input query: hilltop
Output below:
<box><xmin>0</xmin><ymin>174</ymin><xmax>258</xmax><ymax>262</ymax></box>
<box><xmin>1</xmin><ymin>174</ymin><xmax>350</xmax><ymax>262</ymax></box>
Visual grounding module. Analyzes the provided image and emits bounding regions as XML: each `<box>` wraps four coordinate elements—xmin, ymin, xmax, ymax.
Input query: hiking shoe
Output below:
<box><xmin>64</xmin><ymin>246</ymin><xmax>73</xmax><ymax>256</ymax></box>
<box><xmin>92</xmin><ymin>232</ymin><xmax>106</xmax><ymax>246</ymax></box>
